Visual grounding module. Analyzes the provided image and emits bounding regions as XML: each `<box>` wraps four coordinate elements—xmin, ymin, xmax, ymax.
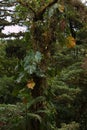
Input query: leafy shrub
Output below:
<box><xmin>0</xmin><ymin>104</ymin><xmax>25</xmax><ymax>130</ymax></box>
<box><xmin>58</xmin><ymin>122</ymin><xmax>79</xmax><ymax>130</ymax></box>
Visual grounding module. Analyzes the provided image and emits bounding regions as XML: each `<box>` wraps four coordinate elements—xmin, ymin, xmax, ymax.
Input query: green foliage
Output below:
<box><xmin>0</xmin><ymin>104</ymin><xmax>24</xmax><ymax>130</ymax></box>
<box><xmin>46</xmin><ymin>42</ymin><xmax>87</xmax><ymax>129</ymax></box>
<box><xmin>58</xmin><ymin>122</ymin><xmax>79</xmax><ymax>130</ymax></box>
<box><xmin>0</xmin><ymin>96</ymin><xmax>45</xmax><ymax>130</ymax></box>
<box><xmin>0</xmin><ymin>0</ymin><xmax>87</xmax><ymax>130</ymax></box>
<box><xmin>23</xmin><ymin>50</ymin><xmax>42</xmax><ymax>74</ymax></box>
<box><xmin>0</xmin><ymin>76</ymin><xmax>14</xmax><ymax>103</ymax></box>
<box><xmin>17</xmin><ymin>50</ymin><xmax>43</xmax><ymax>83</ymax></box>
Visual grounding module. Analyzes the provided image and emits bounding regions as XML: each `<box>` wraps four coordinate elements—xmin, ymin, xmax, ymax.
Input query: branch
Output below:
<box><xmin>39</xmin><ymin>0</ymin><xmax>58</xmax><ymax>14</ymax></box>
<box><xmin>0</xmin><ymin>32</ymin><xmax>25</xmax><ymax>38</ymax></box>
<box><xmin>0</xmin><ymin>9</ymin><xmax>16</xmax><ymax>13</ymax></box>
<box><xmin>17</xmin><ymin>0</ymin><xmax>36</xmax><ymax>15</ymax></box>
<box><xmin>17</xmin><ymin>0</ymin><xmax>59</xmax><ymax>21</ymax></box>
<box><xmin>34</xmin><ymin>0</ymin><xmax>59</xmax><ymax>21</ymax></box>
<box><xmin>0</xmin><ymin>1</ymin><xmax>16</xmax><ymax>7</ymax></box>
<box><xmin>0</xmin><ymin>19</ymin><xmax>23</xmax><ymax>26</ymax></box>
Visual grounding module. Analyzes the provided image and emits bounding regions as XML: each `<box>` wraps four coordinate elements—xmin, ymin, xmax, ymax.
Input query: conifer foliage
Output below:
<box><xmin>0</xmin><ymin>0</ymin><xmax>87</xmax><ymax>130</ymax></box>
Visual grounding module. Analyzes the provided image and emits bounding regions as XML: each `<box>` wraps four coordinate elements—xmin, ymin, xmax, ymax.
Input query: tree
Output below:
<box><xmin>15</xmin><ymin>0</ymin><xmax>87</xmax><ymax>130</ymax></box>
<box><xmin>0</xmin><ymin>0</ymin><xmax>87</xmax><ymax>130</ymax></box>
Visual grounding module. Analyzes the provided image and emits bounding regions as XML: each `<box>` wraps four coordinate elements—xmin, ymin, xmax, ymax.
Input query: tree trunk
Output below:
<box><xmin>27</xmin><ymin>12</ymin><xmax>58</xmax><ymax>130</ymax></box>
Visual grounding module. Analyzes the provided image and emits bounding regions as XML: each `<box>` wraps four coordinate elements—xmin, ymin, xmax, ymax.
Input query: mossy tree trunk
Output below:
<box><xmin>27</xmin><ymin>11</ymin><xmax>59</xmax><ymax>130</ymax></box>
<box><xmin>16</xmin><ymin>1</ymin><xmax>59</xmax><ymax>130</ymax></box>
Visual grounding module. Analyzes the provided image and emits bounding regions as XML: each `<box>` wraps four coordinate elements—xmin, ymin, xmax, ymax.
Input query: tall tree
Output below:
<box><xmin>0</xmin><ymin>0</ymin><xmax>87</xmax><ymax>130</ymax></box>
<box><xmin>14</xmin><ymin>0</ymin><xmax>87</xmax><ymax>130</ymax></box>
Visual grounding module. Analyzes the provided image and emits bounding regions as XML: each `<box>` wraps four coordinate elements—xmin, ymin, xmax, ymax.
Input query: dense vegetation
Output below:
<box><xmin>0</xmin><ymin>0</ymin><xmax>87</xmax><ymax>130</ymax></box>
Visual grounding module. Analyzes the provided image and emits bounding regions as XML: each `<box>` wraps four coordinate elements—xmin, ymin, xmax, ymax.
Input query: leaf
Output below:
<box><xmin>27</xmin><ymin>113</ymin><xmax>42</xmax><ymax>123</ymax></box>
<box><xmin>23</xmin><ymin>50</ymin><xmax>42</xmax><ymax>74</ymax></box>
<box><xmin>66</xmin><ymin>36</ymin><xmax>76</xmax><ymax>48</ymax></box>
<box><xmin>16</xmin><ymin>72</ymin><xmax>25</xmax><ymax>83</ymax></box>
<box><xmin>36</xmin><ymin>110</ymin><xmax>50</xmax><ymax>115</ymax></box>
<box><xmin>58</xmin><ymin>4</ymin><xmax>65</xmax><ymax>13</ymax></box>
<box><xmin>35</xmin><ymin>51</ymin><xmax>42</xmax><ymax>63</ymax></box>
<box><xmin>27</xmin><ymin>96</ymin><xmax>45</xmax><ymax>109</ymax></box>
<box><xmin>27</xmin><ymin>79</ymin><xmax>35</xmax><ymax>89</ymax></box>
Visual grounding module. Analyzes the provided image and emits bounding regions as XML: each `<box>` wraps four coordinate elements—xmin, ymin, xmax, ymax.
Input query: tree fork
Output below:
<box><xmin>17</xmin><ymin>0</ymin><xmax>59</xmax><ymax>21</ymax></box>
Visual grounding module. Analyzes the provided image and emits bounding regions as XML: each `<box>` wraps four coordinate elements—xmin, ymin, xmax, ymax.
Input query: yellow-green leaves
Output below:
<box><xmin>58</xmin><ymin>4</ymin><xmax>65</xmax><ymax>13</ymax></box>
<box><xmin>66</xmin><ymin>36</ymin><xmax>76</xmax><ymax>48</ymax></box>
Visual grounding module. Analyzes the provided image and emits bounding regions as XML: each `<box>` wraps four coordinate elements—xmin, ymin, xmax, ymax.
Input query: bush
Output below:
<box><xmin>58</xmin><ymin>122</ymin><xmax>79</xmax><ymax>130</ymax></box>
<box><xmin>0</xmin><ymin>104</ymin><xmax>25</xmax><ymax>130</ymax></box>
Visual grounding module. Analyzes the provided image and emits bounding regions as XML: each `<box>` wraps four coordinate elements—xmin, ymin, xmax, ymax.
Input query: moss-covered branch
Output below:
<box><xmin>34</xmin><ymin>0</ymin><xmax>59</xmax><ymax>21</ymax></box>
<box><xmin>17</xmin><ymin>0</ymin><xmax>59</xmax><ymax>21</ymax></box>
